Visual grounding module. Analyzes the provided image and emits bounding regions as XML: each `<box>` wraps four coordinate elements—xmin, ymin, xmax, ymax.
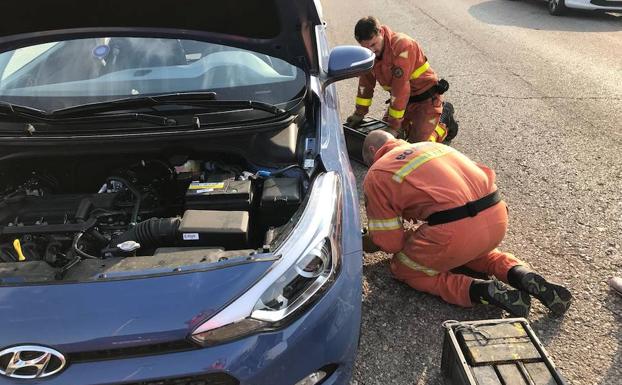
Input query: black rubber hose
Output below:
<box><xmin>109</xmin><ymin>217</ymin><xmax>181</xmax><ymax>249</ymax></box>
<box><xmin>106</xmin><ymin>176</ymin><xmax>142</xmax><ymax>226</ymax></box>
<box><xmin>75</xmin><ymin>198</ymin><xmax>93</xmax><ymax>222</ymax></box>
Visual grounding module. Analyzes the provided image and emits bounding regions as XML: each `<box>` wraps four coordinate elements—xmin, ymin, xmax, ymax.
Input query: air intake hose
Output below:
<box><xmin>110</xmin><ymin>217</ymin><xmax>181</xmax><ymax>249</ymax></box>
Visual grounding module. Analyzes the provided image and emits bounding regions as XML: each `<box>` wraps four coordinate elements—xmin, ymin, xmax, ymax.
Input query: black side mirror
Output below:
<box><xmin>323</xmin><ymin>46</ymin><xmax>374</xmax><ymax>89</ymax></box>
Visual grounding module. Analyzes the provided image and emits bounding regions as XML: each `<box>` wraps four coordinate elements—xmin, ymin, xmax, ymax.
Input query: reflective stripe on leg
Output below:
<box><xmin>396</xmin><ymin>252</ymin><xmax>439</xmax><ymax>276</ymax></box>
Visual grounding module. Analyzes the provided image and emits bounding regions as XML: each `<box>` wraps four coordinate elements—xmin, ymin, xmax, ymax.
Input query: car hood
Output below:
<box><xmin>0</xmin><ymin>0</ymin><xmax>322</xmax><ymax>72</ymax></box>
<box><xmin>0</xmin><ymin>260</ymin><xmax>273</xmax><ymax>353</ymax></box>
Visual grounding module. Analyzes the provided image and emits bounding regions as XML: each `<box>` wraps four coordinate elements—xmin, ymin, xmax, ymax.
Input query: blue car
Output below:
<box><xmin>0</xmin><ymin>1</ymin><xmax>374</xmax><ymax>384</ymax></box>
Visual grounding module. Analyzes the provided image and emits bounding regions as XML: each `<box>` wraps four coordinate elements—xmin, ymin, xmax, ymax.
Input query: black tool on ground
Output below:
<box><xmin>343</xmin><ymin>101</ymin><xmax>459</xmax><ymax>165</ymax></box>
<box><xmin>441</xmin><ymin>318</ymin><xmax>568</xmax><ymax>385</ymax></box>
<box><xmin>343</xmin><ymin>117</ymin><xmax>390</xmax><ymax>165</ymax></box>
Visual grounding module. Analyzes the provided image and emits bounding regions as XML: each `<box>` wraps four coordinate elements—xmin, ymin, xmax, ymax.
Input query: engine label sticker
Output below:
<box><xmin>183</xmin><ymin>233</ymin><xmax>200</xmax><ymax>240</ymax></box>
<box><xmin>189</xmin><ymin>182</ymin><xmax>225</xmax><ymax>190</ymax></box>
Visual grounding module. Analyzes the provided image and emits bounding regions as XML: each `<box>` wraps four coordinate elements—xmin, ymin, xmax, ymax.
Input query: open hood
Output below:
<box><xmin>0</xmin><ymin>0</ymin><xmax>322</xmax><ymax>72</ymax></box>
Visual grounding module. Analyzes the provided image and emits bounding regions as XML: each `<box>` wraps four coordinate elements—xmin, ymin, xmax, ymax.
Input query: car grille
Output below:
<box><xmin>124</xmin><ymin>373</ymin><xmax>239</xmax><ymax>385</ymax></box>
<box><xmin>70</xmin><ymin>340</ymin><xmax>198</xmax><ymax>362</ymax></box>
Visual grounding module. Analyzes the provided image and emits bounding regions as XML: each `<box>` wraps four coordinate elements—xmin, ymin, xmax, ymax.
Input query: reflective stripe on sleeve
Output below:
<box><xmin>388</xmin><ymin>107</ymin><xmax>405</xmax><ymax>119</ymax></box>
<box><xmin>410</xmin><ymin>61</ymin><xmax>430</xmax><ymax>80</ymax></box>
<box><xmin>356</xmin><ymin>97</ymin><xmax>372</xmax><ymax>107</ymax></box>
<box><xmin>428</xmin><ymin>125</ymin><xmax>446</xmax><ymax>142</ymax></box>
<box><xmin>396</xmin><ymin>252</ymin><xmax>439</xmax><ymax>276</ymax></box>
<box><xmin>368</xmin><ymin>217</ymin><xmax>402</xmax><ymax>231</ymax></box>
<box><xmin>392</xmin><ymin>145</ymin><xmax>455</xmax><ymax>183</ymax></box>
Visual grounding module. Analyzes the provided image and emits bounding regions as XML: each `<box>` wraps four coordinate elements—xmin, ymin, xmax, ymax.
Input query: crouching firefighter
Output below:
<box><xmin>346</xmin><ymin>16</ymin><xmax>455</xmax><ymax>143</ymax></box>
<box><xmin>361</xmin><ymin>130</ymin><xmax>572</xmax><ymax>317</ymax></box>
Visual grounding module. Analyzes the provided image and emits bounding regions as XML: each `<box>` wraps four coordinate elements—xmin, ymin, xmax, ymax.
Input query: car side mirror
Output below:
<box><xmin>323</xmin><ymin>46</ymin><xmax>374</xmax><ymax>90</ymax></box>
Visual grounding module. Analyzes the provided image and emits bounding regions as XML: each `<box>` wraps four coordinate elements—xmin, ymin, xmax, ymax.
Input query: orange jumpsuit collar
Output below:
<box><xmin>373</xmin><ymin>138</ymin><xmax>407</xmax><ymax>164</ymax></box>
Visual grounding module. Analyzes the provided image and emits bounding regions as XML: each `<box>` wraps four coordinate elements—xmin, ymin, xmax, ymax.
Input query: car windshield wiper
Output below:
<box><xmin>0</xmin><ymin>101</ymin><xmax>48</xmax><ymax>121</ymax></box>
<box><xmin>0</xmin><ymin>101</ymin><xmax>176</xmax><ymax>127</ymax></box>
<box><xmin>52</xmin><ymin>93</ymin><xmax>291</xmax><ymax>119</ymax></box>
<box><xmin>51</xmin><ymin>91</ymin><xmax>218</xmax><ymax>117</ymax></box>
<box><xmin>0</xmin><ymin>93</ymin><xmax>293</xmax><ymax>131</ymax></box>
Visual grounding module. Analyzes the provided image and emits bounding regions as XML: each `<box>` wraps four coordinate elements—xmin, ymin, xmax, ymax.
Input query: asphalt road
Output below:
<box><xmin>320</xmin><ymin>1</ymin><xmax>622</xmax><ymax>384</ymax></box>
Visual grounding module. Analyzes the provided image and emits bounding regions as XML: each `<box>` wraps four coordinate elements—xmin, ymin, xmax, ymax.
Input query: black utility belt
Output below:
<box><xmin>408</xmin><ymin>78</ymin><xmax>450</xmax><ymax>104</ymax></box>
<box><xmin>426</xmin><ymin>190</ymin><xmax>502</xmax><ymax>226</ymax></box>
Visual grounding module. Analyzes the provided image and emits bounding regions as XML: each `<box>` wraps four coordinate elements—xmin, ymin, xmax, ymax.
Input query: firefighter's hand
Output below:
<box><xmin>346</xmin><ymin>113</ymin><xmax>364</xmax><ymax>128</ymax></box>
<box><xmin>362</xmin><ymin>229</ymin><xmax>380</xmax><ymax>253</ymax></box>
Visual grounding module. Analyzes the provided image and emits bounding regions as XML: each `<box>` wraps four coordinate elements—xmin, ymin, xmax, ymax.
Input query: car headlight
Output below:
<box><xmin>191</xmin><ymin>172</ymin><xmax>342</xmax><ymax>346</ymax></box>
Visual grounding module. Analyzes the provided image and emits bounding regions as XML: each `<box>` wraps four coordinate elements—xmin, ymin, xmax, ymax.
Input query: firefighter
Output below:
<box><xmin>361</xmin><ymin>130</ymin><xmax>572</xmax><ymax>316</ymax></box>
<box><xmin>346</xmin><ymin>16</ymin><xmax>449</xmax><ymax>143</ymax></box>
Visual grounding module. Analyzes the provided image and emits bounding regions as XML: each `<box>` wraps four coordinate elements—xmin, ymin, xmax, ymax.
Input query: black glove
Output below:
<box><xmin>346</xmin><ymin>113</ymin><xmax>364</xmax><ymax>128</ymax></box>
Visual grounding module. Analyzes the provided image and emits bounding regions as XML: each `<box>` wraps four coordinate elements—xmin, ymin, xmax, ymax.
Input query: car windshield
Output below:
<box><xmin>0</xmin><ymin>37</ymin><xmax>306</xmax><ymax>111</ymax></box>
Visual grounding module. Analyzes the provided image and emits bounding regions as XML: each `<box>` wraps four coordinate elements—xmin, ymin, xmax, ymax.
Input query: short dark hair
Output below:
<box><xmin>354</xmin><ymin>16</ymin><xmax>381</xmax><ymax>42</ymax></box>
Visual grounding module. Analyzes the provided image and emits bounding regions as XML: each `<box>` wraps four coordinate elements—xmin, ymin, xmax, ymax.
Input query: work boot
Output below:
<box><xmin>469</xmin><ymin>279</ymin><xmax>531</xmax><ymax>317</ymax></box>
<box><xmin>508</xmin><ymin>265</ymin><xmax>572</xmax><ymax>317</ymax></box>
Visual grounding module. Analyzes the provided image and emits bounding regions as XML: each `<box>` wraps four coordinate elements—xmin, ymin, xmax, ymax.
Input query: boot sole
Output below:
<box><xmin>523</xmin><ymin>274</ymin><xmax>572</xmax><ymax>316</ymax></box>
<box><xmin>489</xmin><ymin>283</ymin><xmax>531</xmax><ymax>317</ymax></box>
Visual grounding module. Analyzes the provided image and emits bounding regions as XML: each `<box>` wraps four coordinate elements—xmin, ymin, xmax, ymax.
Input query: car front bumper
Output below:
<box><xmin>1</xmin><ymin>249</ymin><xmax>362</xmax><ymax>385</ymax></box>
<box><xmin>566</xmin><ymin>0</ymin><xmax>622</xmax><ymax>10</ymax></box>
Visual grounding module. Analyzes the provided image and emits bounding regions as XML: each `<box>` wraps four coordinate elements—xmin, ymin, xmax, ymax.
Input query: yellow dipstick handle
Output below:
<box><xmin>13</xmin><ymin>239</ymin><xmax>26</xmax><ymax>261</ymax></box>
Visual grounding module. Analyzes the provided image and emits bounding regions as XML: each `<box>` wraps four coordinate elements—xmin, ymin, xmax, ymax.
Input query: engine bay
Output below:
<box><xmin>0</xmin><ymin>153</ymin><xmax>306</xmax><ymax>283</ymax></box>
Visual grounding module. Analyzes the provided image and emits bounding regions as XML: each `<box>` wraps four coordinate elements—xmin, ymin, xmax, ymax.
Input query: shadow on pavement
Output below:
<box><xmin>469</xmin><ymin>0</ymin><xmax>622</xmax><ymax>32</ymax></box>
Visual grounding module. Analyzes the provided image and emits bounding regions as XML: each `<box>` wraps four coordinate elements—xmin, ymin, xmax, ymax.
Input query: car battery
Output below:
<box><xmin>185</xmin><ymin>179</ymin><xmax>253</xmax><ymax>211</ymax></box>
<box><xmin>259</xmin><ymin>178</ymin><xmax>301</xmax><ymax>227</ymax></box>
<box><xmin>178</xmin><ymin>210</ymin><xmax>248</xmax><ymax>248</ymax></box>
<box><xmin>441</xmin><ymin>318</ymin><xmax>568</xmax><ymax>385</ymax></box>
<box><xmin>343</xmin><ymin>117</ymin><xmax>390</xmax><ymax>165</ymax></box>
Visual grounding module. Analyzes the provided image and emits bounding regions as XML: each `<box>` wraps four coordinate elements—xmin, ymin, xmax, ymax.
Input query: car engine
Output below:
<box><xmin>0</xmin><ymin>154</ymin><xmax>304</xmax><ymax>279</ymax></box>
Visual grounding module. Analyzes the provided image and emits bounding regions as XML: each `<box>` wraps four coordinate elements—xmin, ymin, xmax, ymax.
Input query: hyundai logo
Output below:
<box><xmin>0</xmin><ymin>345</ymin><xmax>66</xmax><ymax>379</ymax></box>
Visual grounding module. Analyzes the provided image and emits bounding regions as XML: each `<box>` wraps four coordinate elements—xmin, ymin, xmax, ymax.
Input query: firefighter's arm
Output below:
<box><xmin>386</xmin><ymin>42</ymin><xmax>417</xmax><ymax>130</ymax></box>
<box><xmin>353</xmin><ymin>70</ymin><xmax>376</xmax><ymax>117</ymax></box>
<box><xmin>363</xmin><ymin>171</ymin><xmax>404</xmax><ymax>254</ymax></box>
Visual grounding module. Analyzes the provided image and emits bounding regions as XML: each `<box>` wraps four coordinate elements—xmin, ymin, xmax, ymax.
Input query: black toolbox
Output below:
<box><xmin>343</xmin><ymin>117</ymin><xmax>390</xmax><ymax>165</ymax></box>
<box><xmin>441</xmin><ymin>318</ymin><xmax>567</xmax><ymax>385</ymax></box>
<box><xmin>343</xmin><ymin>102</ymin><xmax>459</xmax><ymax>165</ymax></box>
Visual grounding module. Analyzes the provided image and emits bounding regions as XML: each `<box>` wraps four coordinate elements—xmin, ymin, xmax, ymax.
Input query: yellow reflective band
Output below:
<box><xmin>392</xmin><ymin>145</ymin><xmax>455</xmax><ymax>183</ymax></box>
<box><xmin>368</xmin><ymin>217</ymin><xmax>402</xmax><ymax>231</ymax></box>
<box><xmin>396</xmin><ymin>252</ymin><xmax>438</xmax><ymax>276</ymax></box>
<box><xmin>428</xmin><ymin>135</ymin><xmax>437</xmax><ymax>142</ymax></box>
<box><xmin>410</xmin><ymin>61</ymin><xmax>430</xmax><ymax>80</ymax></box>
<box><xmin>382</xmin><ymin>85</ymin><xmax>392</xmax><ymax>91</ymax></box>
<box><xmin>435</xmin><ymin>125</ymin><xmax>446</xmax><ymax>137</ymax></box>
<box><xmin>356</xmin><ymin>97</ymin><xmax>372</xmax><ymax>107</ymax></box>
<box><xmin>388</xmin><ymin>107</ymin><xmax>405</xmax><ymax>119</ymax></box>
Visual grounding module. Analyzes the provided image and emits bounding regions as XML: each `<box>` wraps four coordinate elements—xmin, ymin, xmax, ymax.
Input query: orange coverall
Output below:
<box><xmin>355</xmin><ymin>26</ymin><xmax>447</xmax><ymax>143</ymax></box>
<box><xmin>363</xmin><ymin>139</ymin><xmax>521</xmax><ymax>307</ymax></box>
